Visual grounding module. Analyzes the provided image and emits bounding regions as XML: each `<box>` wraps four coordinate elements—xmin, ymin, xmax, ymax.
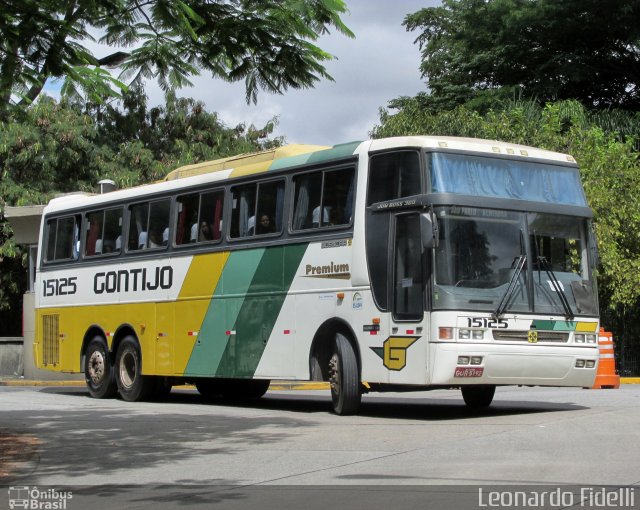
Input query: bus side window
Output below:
<box><xmin>256</xmin><ymin>181</ymin><xmax>284</xmax><ymax>235</ymax></box>
<box><xmin>199</xmin><ymin>190</ymin><xmax>224</xmax><ymax>241</ymax></box>
<box><xmin>128</xmin><ymin>202</ymin><xmax>149</xmax><ymax>251</ymax></box>
<box><xmin>148</xmin><ymin>199</ymin><xmax>171</xmax><ymax>248</ymax></box>
<box><xmin>367</xmin><ymin>151</ymin><xmax>421</xmax><ymax>205</ymax></box>
<box><xmin>322</xmin><ymin>168</ymin><xmax>354</xmax><ymax>226</ymax></box>
<box><xmin>103</xmin><ymin>208</ymin><xmax>123</xmax><ymax>254</ymax></box>
<box><xmin>292</xmin><ymin>172</ymin><xmax>322</xmax><ymax>230</ymax></box>
<box><xmin>85</xmin><ymin>211</ymin><xmax>104</xmax><ymax>256</ymax></box>
<box><xmin>292</xmin><ymin>168</ymin><xmax>354</xmax><ymax>230</ymax></box>
<box><xmin>176</xmin><ymin>193</ymin><xmax>199</xmax><ymax>245</ymax></box>
<box><xmin>230</xmin><ymin>183</ymin><xmax>257</xmax><ymax>238</ymax></box>
<box><xmin>45</xmin><ymin>215</ymin><xmax>81</xmax><ymax>262</ymax></box>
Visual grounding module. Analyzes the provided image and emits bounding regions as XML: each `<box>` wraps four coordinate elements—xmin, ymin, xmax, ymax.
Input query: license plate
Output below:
<box><xmin>454</xmin><ymin>366</ymin><xmax>484</xmax><ymax>377</ymax></box>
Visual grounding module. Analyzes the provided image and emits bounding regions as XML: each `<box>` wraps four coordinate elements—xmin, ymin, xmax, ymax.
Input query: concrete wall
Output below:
<box><xmin>22</xmin><ymin>292</ymin><xmax>83</xmax><ymax>381</ymax></box>
<box><xmin>0</xmin><ymin>337</ymin><xmax>23</xmax><ymax>376</ymax></box>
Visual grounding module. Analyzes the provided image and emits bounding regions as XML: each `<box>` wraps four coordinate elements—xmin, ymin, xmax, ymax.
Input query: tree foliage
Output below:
<box><xmin>405</xmin><ymin>0</ymin><xmax>640</xmax><ymax>111</ymax></box>
<box><xmin>0</xmin><ymin>90</ymin><xmax>282</xmax><ymax>334</ymax></box>
<box><xmin>0</xmin><ymin>0</ymin><xmax>353</xmax><ymax>117</ymax></box>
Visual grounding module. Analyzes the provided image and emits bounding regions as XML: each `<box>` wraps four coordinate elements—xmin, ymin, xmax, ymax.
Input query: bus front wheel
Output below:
<box><xmin>115</xmin><ymin>336</ymin><xmax>154</xmax><ymax>402</ymax></box>
<box><xmin>461</xmin><ymin>385</ymin><xmax>496</xmax><ymax>409</ymax></box>
<box><xmin>329</xmin><ymin>333</ymin><xmax>361</xmax><ymax>415</ymax></box>
<box><xmin>84</xmin><ymin>336</ymin><xmax>117</xmax><ymax>399</ymax></box>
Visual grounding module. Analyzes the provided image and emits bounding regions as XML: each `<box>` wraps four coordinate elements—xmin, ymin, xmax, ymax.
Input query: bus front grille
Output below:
<box><xmin>42</xmin><ymin>314</ymin><xmax>60</xmax><ymax>365</ymax></box>
<box><xmin>492</xmin><ymin>330</ymin><xmax>569</xmax><ymax>343</ymax></box>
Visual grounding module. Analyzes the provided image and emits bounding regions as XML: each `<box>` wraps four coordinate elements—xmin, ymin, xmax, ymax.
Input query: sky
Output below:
<box><xmin>141</xmin><ymin>1</ymin><xmax>440</xmax><ymax>146</ymax></box>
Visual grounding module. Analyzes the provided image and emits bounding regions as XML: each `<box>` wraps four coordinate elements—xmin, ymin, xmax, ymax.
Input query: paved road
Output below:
<box><xmin>0</xmin><ymin>384</ymin><xmax>638</xmax><ymax>508</ymax></box>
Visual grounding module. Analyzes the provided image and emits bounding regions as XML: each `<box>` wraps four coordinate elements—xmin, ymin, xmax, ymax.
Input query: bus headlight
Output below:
<box><xmin>585</xmin><ymin>334</ymin><xmax>597</xmax><ymax>344</ymax></box>
<box><xmin>459</xmin><ymin>329</ymin><xmax>471</xmax><ymax>340</ymax></box>
<box><xmin>472</xmin><ymin>330</ymin><xmax>484</xmax><ymax>339</ymax></box>
<box><xmin>575</xmin><ymin>334</ymin><xmax>585</xmax><ymax>343</ymax></box>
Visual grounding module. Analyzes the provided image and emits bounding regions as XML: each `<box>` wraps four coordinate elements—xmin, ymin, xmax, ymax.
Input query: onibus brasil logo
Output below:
<box><xmin>8</xmin><ymin>486</ymin><xmax>72</xmax><ymax>509</ymax></box>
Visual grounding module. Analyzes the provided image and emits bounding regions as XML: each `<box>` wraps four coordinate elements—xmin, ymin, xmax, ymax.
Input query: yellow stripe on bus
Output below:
<box><xmin>575</xmin><ymin>322</ymin><xmax>598</xmax><ymax>332</ymax></box>
<box><xmin>173</xmin><ymin>252</ymin><xmax>230</xmax><ymax>374</ymax></box>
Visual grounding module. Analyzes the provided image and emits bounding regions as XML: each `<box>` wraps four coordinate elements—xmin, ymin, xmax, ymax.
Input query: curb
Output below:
<box><xmin>1</xmin><ymin>379</ymin><xmax>638</xmax><ymax>388</ymax></box>
<box><xmin>0</xmin><ymin>379</ymin><xmax>330</xmax><ymax>391</ymax></box>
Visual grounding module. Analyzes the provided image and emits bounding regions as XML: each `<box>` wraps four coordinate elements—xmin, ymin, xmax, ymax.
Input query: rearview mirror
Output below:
<box><xmin>420</xmin><ymin>212</ymin><xmax>439</xmax><ymax>249</ymax></box>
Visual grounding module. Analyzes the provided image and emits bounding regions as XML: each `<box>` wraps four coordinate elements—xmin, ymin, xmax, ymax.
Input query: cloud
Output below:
<box><xmin>146</xmin><ymin>0</ymin><xmax>437</xmax><ymax>145</ymax></box>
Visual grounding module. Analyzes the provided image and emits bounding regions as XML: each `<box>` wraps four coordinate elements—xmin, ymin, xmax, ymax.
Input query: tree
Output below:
<box><xmin>0</xmin><ymin>0</ymin><xmax>353</xmax><ymax>117</ymax></box>
<box><xmin>0</xmin><ymin>91</ymin><xmax>282</xmax><ymax>334</ymax></box>
<box><xmin>404</xmin><ymin>0</ymin><xmax>640</xmax><ymax>111</ymax></box>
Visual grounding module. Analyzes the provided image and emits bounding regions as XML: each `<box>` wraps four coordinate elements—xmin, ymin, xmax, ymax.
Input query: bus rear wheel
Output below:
<box><xmin>461</xmin><ymin>385</ymin><xmax>496</xmax><ymax>409</ymax></box>
<box><xmin>84</xmin><ymin>336</ymin><xmax>117</xmax><ymax>399</ymax></box>
<box><xmin>329</xmin><ymin>333</ymin><xmax>361</xmax><ymax>415</ymax></box>
<box><xmin>115</xmin><ymin>336</ymin><xmax>154</xmax><ymax>402</ymax></box>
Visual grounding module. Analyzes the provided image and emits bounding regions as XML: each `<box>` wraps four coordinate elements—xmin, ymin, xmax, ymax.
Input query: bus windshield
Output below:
<box><xmin>433</xmin><ymin>207</ymin><xmax>597</xmax><ymax>316</ymax></box>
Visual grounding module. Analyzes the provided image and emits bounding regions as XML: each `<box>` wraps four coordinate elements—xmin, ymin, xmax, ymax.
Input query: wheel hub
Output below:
<box><xmin>88</xmin><ymin>351</ymin><xmax>105</xmax><ymax>384</ymax></box>
<box><xmin>120</xmin><ymin>351</ymin><xmax>137</xmax><ymax>390</ymax></box>
<box><xmin>329</xmin><ymin>354</ymin><xmax>340</xmax><ymax>395</ymax></box>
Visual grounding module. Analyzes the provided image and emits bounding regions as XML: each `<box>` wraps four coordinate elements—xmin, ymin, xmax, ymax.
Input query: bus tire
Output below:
<box><xmin>195</xmin><ymin>378</ymin><xmax>223</xmax><ymax>399</ymax></box>
<box><xmin>84</xmin><ymin>336</ymin><xmax>117</xmax><ymax>399</ymax></box>
<box><xmin>329</xmin><ymin>333</ymin><xmax>361</xmax><ymax>415</ymax></box>
<box><xmin>115</xmin><ymin>336</ymin><xmax>154</xmax><ymax>402</ymax></box>
<box><xmin>153</xmin><ymin>377</ymin><xmax>173</xmax><ymax>400</ymax></box>
<box><xmin>461</xmin><ymin>385</ymin><xmax>496</xmax><ymax>409</ymax></box>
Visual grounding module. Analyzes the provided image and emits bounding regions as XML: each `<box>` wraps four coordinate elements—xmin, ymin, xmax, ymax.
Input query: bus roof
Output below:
<box><xmin>42</xmin><ymin>136</ymin><xmax>576</xmax><ymax>215</ymax></box>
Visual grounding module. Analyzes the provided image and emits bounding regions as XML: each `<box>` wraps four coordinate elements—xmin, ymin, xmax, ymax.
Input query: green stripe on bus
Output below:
<box><xmin>531</xmin><ymin>320</ymin><xmax>576</xmax><ymax>331</ymax></box>
<box><xmin>215</xmin><ymin>243</ymin><xmax>308</xmax><ymax>378</ymax></box>
<box><xmin>306</xmin><ymin>141</ymin><xmax>360</xmax><ymax>165</ymax></box>
<box><xmin>184</xmin><ymin>248</ymin><xmax>265</xmax><ymax>376</ymax></box>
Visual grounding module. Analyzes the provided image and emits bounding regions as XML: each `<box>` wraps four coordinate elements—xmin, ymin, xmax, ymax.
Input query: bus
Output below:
<box><xmin>34</xmin><ymin>136</ymin><xmax>600</xmax><ymax>415</ymax></box>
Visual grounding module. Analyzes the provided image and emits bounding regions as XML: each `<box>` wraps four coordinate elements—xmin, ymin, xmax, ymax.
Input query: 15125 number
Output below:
<box><xmin>43</xmin><ymin>277</ymin><xmax>78</xmax><ymax>297</ymax></box>
<box><xmin>466</xmin><ymin>317</ymin><xmax>508</xmax><ymax>329</ymax></box>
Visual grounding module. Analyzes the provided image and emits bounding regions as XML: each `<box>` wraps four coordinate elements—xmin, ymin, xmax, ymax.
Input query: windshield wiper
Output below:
<box><xmin>493</xmin><ymin>255</ymin><xmax>526</xmax><ymax>319</ymax></box>
<box><xmin>536</xmin><ymin>256</ymin><xmax>574</xmax><ymax>320</ymax></box>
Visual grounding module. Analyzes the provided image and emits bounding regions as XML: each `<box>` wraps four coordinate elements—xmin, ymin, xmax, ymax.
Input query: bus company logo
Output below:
<box><xmin>371</xmin><ymin>336</ymin><xmax>419</xmax><ymax>371</ymax></box>
<box><xmin>304</xmin><ymin>262</ymin><xmax>350</xmax><ymax>280</ymax></box>
<box><xmin>8</xmin><ymin>486</ymin><xmax>73</xmax><ymax>509</ymax></box>
<box><xmin>528</xmin><ymin>329</ymin><xmax>539</xmax><ymax>343</ymax></box>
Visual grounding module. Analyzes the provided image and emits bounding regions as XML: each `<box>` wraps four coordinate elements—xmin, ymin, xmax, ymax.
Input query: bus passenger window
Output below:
<box><xmin>176</xmin><ymin>193</ymin><xmax>199</xmax><ymax>245</ymax></box>
<box><xmin>323</xmin><ymin>169</ymin><xmax>354</xmax><ymax>226</ymax></box>
<box><xmin>128</xmin><ymin>203</ymin><xmax>149</xmax><ymax>251</ymax></box>
<box><xmin>199</xmin><ymin>190</ymin><xmax>224</xmax><ymax>241</ymax></box>
<box><xmin>292</xmin><ymin>172</ymin><xmax>322</xmax><ymax>229</ymax></box>
<box><xmin>230</xmin><ymin>183</ymin><xmax>257</xmax><ymax>238</ymax></box>
<box><xmin>45</xmin><ymin>215</ymin><xmax>81</xmax><ymax>262</ymax></box>
<box><xmin>292</xmin><ymin>168</ymin><xmax>354</xmax><ymax>230</ymax></box>
<box><xmin>148</xmin><ymin>199</ymin><xmax>171</xmax><ymax>248</ymax></box>
<box><xmin>230</xmin><ymin>181</ymin><xmax>283</xmax><ymax>238</ymax></box>
<box><xmin>85</xmin><ymin>211</ymin><xmax>104</xmax><ymax>256</ymax></box>
<box><xmin>103</xmin><ymin>208</ymin><xmax>123</xmax><ymax>254</ymax></box>
<box><xmin>256</xmin><ymin>180</ymin><xmax>284</xmax><ymax>235</ymax></box>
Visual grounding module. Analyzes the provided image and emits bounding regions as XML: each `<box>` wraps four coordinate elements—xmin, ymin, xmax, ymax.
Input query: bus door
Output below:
<box><xmin>366</xmin><ymin>150</ymin><xmax>429</xmax><ymax>384</ymax></box>
<box><xmin>389</xmin><ymin>213</ymin><xmax>429</xmax><ymax>384</ymax></box>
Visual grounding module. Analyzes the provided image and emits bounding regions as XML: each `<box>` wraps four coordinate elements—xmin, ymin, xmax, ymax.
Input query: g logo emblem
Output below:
<box><xmin>528</xmin><ymin>330</ymin><xmax>539</xmax><ymax>343</ymax></box>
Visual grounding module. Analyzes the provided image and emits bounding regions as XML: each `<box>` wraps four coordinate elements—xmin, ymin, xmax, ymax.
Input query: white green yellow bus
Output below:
<box><xmin>34</xmin><ymin>136</ymin><xmax>600</xmax><ymax>414</ymax></box>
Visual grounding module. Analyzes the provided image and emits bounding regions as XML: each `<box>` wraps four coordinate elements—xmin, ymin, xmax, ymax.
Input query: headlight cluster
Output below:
<box><xmin>575</xmin><ymin>333</ymin><xmax>597</xmax><ymax>344</ymax></box>
<box><xmin>457</xmin><ymin>356</ymin><xmax>484</xmax><ymax>365</ymax></box>
<box><xmin>438</xmin><ymin>327</ymin><xmax>485</xmax><ymax>340</ymax></box>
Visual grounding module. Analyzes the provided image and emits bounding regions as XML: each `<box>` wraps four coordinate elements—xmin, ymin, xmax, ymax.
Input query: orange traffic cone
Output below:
<box><xmin>592</xmin><ymin>328</ymin><xmax>620</xmax><ymax>389</ymax></box>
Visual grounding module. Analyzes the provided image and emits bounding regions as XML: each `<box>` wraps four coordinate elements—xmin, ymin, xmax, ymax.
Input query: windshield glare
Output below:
<box><xmin>432</xmin><ymin>207</ymin><xmax>597</xmax><ymax>316</ymax></box>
